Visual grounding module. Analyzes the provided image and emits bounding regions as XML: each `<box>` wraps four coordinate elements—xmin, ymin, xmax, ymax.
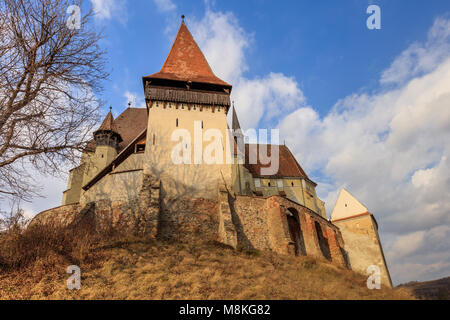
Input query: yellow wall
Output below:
<box><xmin>333</xmin><ymin>215</ymin><xmax>393</xmax><ymax>288</ymax></box>
<box><xmin>231</xmin><ymin>164</ymin><xmax>327</xmax><ymax>218</ymax></box>
<box><xmin>80</xmin><ymin>153</ymin><xmax>144</xmax><ymax>204</ymax></box>
<box><xmin>62</xmin><ymin>164</ymin><xmax>85</xmax><ymax>205</ymax></box>
<box><xmin>144</xmin><ymin>101</ymin><xmax>233</xmax><ymax>200</ymax></box>
<box><xmin>80</xmin><ymin>170</ymin><xmax>143</xmax><ymax>204</ymax></box>
<box><xmin>62</xmin><ymin>144</ymin><xmax>122</xmax><ymax>205</ymax></box>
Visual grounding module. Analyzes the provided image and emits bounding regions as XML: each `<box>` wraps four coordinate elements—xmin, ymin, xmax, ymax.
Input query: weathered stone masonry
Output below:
<box><xmin>32</xmin><ymin>174</ymin><xmax>161</xmax><ymax>237</ymax></box>
<box><xmin>33</xmin><ymin>178</ymin><xmax>348</xmax><ymax>268</ymax></box>
<box><xmin>221</xmin><ymin>195</ymin><xmax>348</xmax><ymax>267</ymax></box>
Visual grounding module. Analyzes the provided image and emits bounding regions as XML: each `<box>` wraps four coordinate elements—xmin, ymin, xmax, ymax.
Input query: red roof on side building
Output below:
<box><xmin>240</xmin><ymin>144</ymin><xmax>311</xmax><ymax>180</ymax></box>
<box><xmin>144</xmin><ymin>21</ymin><xmax>231</xmax><ymax>87</ymax></box>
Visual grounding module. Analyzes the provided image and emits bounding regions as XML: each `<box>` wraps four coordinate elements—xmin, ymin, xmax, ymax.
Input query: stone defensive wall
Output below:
<box><xmin>218</xmin><ymin>191</ymin><xmax>348</xmax><ymax>267</ymax></box>
<box><xmin>31</xmin><ymin>179</ymin><xmax>348</xmax><ymax>269</ymax></box>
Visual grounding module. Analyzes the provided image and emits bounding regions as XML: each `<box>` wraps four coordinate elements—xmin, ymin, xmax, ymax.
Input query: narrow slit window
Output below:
<box><xmin>176</xmin><ymin>118</ymin><xmax>178</xmax><ymax>127</ymax></box>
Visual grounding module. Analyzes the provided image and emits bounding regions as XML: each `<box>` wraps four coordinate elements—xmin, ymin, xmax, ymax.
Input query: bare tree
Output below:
<box><xmin>0</xmin><ymin>0</ymin><xmax>108</xmax><ymax>201</ymax></box>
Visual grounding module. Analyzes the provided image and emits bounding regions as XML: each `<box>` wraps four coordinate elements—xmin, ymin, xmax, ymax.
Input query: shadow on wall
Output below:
<box><xmin>287</xmin><ymin>207</ymin><xmax>306</xmax><ymax>256</ymax></box>
<box><xmin>144</xmin><ymin>125</ymin><xmax>231</xmax><ymax>202</ymax></box>
<box><xmin>315</xmin><ymin>221</ymin><xmax>332</xmax><ymax>261</ymax></box>
<box><xmin>81</xmin><ymin>154</ymin><xmax>144</xmax><ymax>205</ymax></box>
<box><xmin>228</xmin><ymin>193</ymin><xmax>255</xmax><ymax>250</ymax></box>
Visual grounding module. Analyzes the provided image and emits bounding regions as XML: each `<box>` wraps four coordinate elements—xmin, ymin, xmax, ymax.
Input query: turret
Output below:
<box><xmin>92</xmin><ymin>108</ymin><xmax>123</xmax><ymax>171</ymax></box>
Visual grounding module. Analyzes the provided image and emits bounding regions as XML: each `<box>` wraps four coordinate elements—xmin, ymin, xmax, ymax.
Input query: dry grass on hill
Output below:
<box><xmin>0</xmin><ymin>232</ymin><xmax>414</xmax><ymax>300</ymax></box>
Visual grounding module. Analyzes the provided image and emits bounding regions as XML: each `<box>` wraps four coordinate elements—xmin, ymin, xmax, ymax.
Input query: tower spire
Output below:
<box><xmin>232</xmin><ymin>103</ymin><xmax>245</xmax><ymax>157</ymax></box>
<box><xmin>94</xmin><ymin>109</ymin><xmax>123</xmax><ymax>148</ymax></box>
<box><xmin>232</xmin><ymin>102</ymin><xmax>242</xmax><ymax>132</ymax></box>
<box><xmin>143</xmin><ymin>20</ymin><xmax>231</xmax><ymax>87</ymax></box>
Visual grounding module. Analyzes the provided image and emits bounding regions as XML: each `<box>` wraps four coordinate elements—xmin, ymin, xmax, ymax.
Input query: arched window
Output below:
<box><xmin>286</xmin><ymin>208</ymin><xmax>306</xmax><ymax>256</ymax></box>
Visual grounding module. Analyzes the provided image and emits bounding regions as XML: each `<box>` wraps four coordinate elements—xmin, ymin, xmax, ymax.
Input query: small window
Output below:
<box><xmin>201</xmin><ymin>121</ymin><xmax>204</xmax><ymax>129</ymax></box>
<box><xmin>268</xmin><ymin>182</ymin><xmax>271</xmax><ymax>187</ymax></box>
<box><xmin>176</xmin><ymin>118</ymin><xmax>178</xmax><ymax>127</ymax></box>
<box><xmin>153</xmin><ymin>134</ymin><xmax>155</xmax><ymax>145</ymax></box>
<box><xmin>136</xmin><ymin>144</ymin><xmax>145</xmax><ymax>153</ymax></box>
<box><xmin>277</xmin><ymin>180</ymin><xmax>283</xmax><ymax>188</ymax></box>
<box><xmin>254</xmin><ymin>178</ymin><xmax>261</xmax><ymax>188</ymax></box>
<box><xmin>291</xmin><ymin>182</ymin><xmax>294</xmax><ymax>187</ymax></box>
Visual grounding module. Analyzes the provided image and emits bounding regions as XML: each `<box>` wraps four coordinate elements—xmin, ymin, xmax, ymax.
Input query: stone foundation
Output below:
<box><xmin>158</xmin><ymin>197</ymin><xmax>218</xmax><ymax>242</ymax></box>
<box><xmin>32</xmin><ymin>182</ymin><xmax>349</xmax><ymax>270</ymax></box>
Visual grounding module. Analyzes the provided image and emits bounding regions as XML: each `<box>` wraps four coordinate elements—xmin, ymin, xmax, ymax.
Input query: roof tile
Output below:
<box><xmin>145</xmin><ymin>22</ymin><xmax>230</xmax><ymax>87</ymax></box>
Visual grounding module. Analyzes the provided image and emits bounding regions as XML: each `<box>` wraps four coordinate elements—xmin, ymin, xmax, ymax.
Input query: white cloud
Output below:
<box><xmin>153</xmin><ymin>0</ymin><xmax>176</xmax><ymax>13</ymax></box>
<box><xmin>190</xmin><ymin>10</ymin><xmax>305</xmax><ymax>129</ymax></box>
<box><xmin>190</xmin><ymin>10</ymin><xmax>249</xmax><ymax>84</ymax></box>
<box><xmin>381</xmin><ymin>17</ymin><xmax>450</xmax><ymax>85</ymax></box>
<box><xmin>232</xmin><ymin>74</ymin><xmax>305</xmax><ymax>129</ymax></box>
<box><xmin>90</xmin><ymin>0</ymin><xmax>127</xmax><ymax>24</ymax></box>
<box><xmin>277</xmin><ymin>18</ymin><xmax>450</xmax><ymax>285</ymax></box>
<box><xmin>124</xmin><ymin>91</ymin><xmax>146</xmax><ymax>109</ymax></box>
<box><xmin>19</xmin><ymin>5</ymin><xmax>448</xmax><ymax>286</ymax></box>
<box><xmin>187</xmin><ymin>7</ymin><xmax>450</xmax><ymax>284</ymax></box>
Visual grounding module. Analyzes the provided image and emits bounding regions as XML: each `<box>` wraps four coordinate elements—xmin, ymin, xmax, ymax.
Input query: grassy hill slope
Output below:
<box><xmin>399</xmin><ymin>277</ymin><xmax>450</xmax><ymax>300</ymax></box>
<box><xmin>0</xmin><ymin>237</ymin><xmax>413</xmax><ymax>300</ymax></box>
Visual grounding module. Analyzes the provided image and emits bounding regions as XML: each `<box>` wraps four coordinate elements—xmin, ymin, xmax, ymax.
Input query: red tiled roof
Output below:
<box><xmin>144</xmin><ymin>22</ymin><xmax>230</xmax><ymax>87</ymax></box>
<box><xmin>87</xmin><ymin>108</ymin><xmax>147</xmax><ymax>152</ymax></box>
<box><xmin>239</xmin><ymin>144</ymin><xmax>310</xmax><ymax>179</ymax></box>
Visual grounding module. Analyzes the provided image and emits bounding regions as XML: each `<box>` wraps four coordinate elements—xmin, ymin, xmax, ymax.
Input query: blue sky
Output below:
<box><xmin>91</xmin><ymin>0</ymin><xmax>448</xmax><ymax>117</ymax></box>
<box><xmin>19</xmin><ymin>0</ymin><xmax>450</xmax><ymax>286</ymax></box>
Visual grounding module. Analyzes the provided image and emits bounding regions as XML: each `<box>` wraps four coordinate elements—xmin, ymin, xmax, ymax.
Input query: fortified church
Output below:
<box><xmin>36</xmin><ymin>20</ymin><xmax>392</xmax><ymax>288</ymax></box>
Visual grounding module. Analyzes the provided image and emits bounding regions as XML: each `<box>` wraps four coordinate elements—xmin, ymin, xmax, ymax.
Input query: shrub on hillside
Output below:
<box><xmin>0</xmin><ymin>207</ymin><xmax>109</xmax><ymax>271</ymax></box>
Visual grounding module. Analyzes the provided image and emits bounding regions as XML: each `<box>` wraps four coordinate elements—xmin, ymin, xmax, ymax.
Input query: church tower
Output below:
<box><xmin>142</xmin><ymin>19</ymin><xmax>233</xmax><ymax>201</ymax></box>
